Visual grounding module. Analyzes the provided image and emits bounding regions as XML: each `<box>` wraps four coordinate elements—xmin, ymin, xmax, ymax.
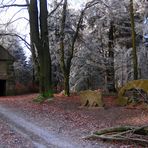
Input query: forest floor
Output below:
<box><xmin>0</xmin><ymin>93</ymin><xmax>148</xmax><ymax>148</ymax></box>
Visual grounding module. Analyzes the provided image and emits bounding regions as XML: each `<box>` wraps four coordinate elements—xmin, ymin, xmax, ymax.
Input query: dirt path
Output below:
<box><xmin>0</xmin><ymin>94</ymin><xmax>109</xmax><ymax>148</ymax></box>
<box><xmin>0</xmin><ymin>105</ymin><xmax>86</xmax><ymax>148</ymax></box>
<box><xmin>0</xmin><ymin>94</ymin><xmax>147</xmax><ymax>148</ymax></box>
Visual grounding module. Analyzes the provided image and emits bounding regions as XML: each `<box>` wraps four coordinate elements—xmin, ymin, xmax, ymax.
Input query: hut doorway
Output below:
<box><xmin>0</xmin><ymin>80</ymin><xmax>6</xmax><ymax>96</ymax></box>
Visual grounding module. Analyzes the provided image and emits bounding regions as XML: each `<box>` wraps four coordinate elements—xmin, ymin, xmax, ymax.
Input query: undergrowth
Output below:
<box><xmin>33</xmin><ymin>90</ymin><xmax>54</xmax><ymax>103</ymax></box>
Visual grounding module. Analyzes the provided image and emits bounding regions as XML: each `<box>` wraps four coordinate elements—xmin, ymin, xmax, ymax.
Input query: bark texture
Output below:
<box><xmin>130</xmin><ymin>0</ymin><xmax>138</xmax><ymax>80</ymax></box>
<box><xmin>29</xmin><ymin>0</ymin><xmax>52</xmax><ymax>95</ymax></box>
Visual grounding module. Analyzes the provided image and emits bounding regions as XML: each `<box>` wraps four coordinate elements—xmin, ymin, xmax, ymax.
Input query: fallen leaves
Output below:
<box><xmin>0</xmin><ymin>93</ymin><xmax>148</xmax><ymax>147</ymax></box>
<box><xmin>0</xmin><ymin>119</ymin><xmax>34</xmax><ymax>147</ymax></box>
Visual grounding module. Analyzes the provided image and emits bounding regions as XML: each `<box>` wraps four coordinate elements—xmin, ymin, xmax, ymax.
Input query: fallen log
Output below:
<box><xmin>84</xmin><ymin>125</ymin><xmax>148</xmax><ymax>146</ymax></box>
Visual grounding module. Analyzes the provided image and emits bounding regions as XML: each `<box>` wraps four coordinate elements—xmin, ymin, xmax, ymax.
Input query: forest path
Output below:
<box><xmin>1</xmin><ymin>94</ymin><xmax>145</xmax><ymax>148</ymax></box>
<box><xmin>0</xmin><ymin>104</ymin><xmax>82</xmax><ymax>148</ymax></box>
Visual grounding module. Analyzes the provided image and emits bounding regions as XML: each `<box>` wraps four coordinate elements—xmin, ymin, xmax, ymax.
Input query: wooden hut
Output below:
<box><xmin>0</xmin><ymin>45</ymin><xmax>15</xmax><ymax>96</ymax></box>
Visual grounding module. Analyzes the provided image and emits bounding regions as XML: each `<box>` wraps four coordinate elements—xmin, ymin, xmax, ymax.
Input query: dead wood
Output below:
<box><xmin>85</xmin><ymin>125</ymin><xmax>148</xmax><ymax>146</ymax></box>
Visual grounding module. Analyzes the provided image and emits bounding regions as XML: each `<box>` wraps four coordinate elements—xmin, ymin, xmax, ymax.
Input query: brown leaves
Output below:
<box><xmin>0</xmin><ymin>93</ymin><xmax>148</xmax><ymax>147</ymax></box>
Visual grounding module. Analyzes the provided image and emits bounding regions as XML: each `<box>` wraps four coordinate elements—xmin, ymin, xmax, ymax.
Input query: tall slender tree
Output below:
<box><xmin>60</xmin><ymin>0</ymin><xmax>99</xmax><ymax>96</ymax></box>
<box><xmin>60</xmin><ymin>0</ymin><xmax>68</xmax><ymax>95</ymax></box>
<box><xmin>129</xmin><ymin>0</ymin><xmax>138</xmax><ymax>80</ymax></box>
<box><xmin>25</xmin><ymin>0</ymin><xmax>39</xmax><ymax>88</ymax></box>
<box><xmin>107</xmin><ymin>21</ymin><xmax>116</xmax><ymax>91</ymax></box>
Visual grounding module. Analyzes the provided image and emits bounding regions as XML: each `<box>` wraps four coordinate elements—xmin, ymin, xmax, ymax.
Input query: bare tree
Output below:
<box><xmin>60</xmin><ymin>0</ymin><xmax>100</xmax><ymax>96</ymax></box>
<box><xmin>129</xmin><ymin>0</ymin><xmax>138</xmax><ymax>80</ymax></box>
<box><xmin>29</xmin><ymin>0</ymin><xmax>52</xmax><ymax>96</ymax></box>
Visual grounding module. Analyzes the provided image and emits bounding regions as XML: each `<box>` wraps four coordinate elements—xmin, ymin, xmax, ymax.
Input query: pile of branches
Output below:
<box><xmin>85</xmin><ymin>125</ymin><xmax>148</xmax><ymax>146</ymax></box>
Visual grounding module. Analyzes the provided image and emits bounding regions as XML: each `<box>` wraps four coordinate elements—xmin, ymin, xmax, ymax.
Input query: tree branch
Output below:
<box><xmin>85</xmin><ymin>125</ymin><xmax>148</xmax><ymax>146</ymax></box>
<box><xmin>48</xmin><ymin>0</ymin><xmax>63</xmax><ymax>17</ymax></box>
<box><xmin>0</xmin><ymin>4</ymin><xmax>29</xmax><ymax>8</ymax></box>
<box><xmin>0</xmin><ymin>17</ymin><xmax>29</xmax><ymax>26</ymax></box>
<box><xmin>0</xmin><ymin>33</ymin><xmax>30</xmax><ymax>50</ymax></box>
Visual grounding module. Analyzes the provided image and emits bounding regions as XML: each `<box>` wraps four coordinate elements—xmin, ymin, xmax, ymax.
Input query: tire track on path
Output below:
<box><xmin>0</xmin><ymin>105</ymin><xmax>81</xmax><ymax>148</ymax></box>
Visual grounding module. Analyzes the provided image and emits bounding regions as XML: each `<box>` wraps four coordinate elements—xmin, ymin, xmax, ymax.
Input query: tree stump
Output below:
<box><xmin>79</xmin><ymin>90</ymin><xmax>104</xmax><ymax>107</ymax></box>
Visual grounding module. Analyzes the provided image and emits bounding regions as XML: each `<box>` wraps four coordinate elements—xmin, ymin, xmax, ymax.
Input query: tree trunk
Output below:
<box><xmin>107</xmin><ymin>21</ymin><xmax>116</xmax><ymax>92</ymax></box>
<box><xmin>40</xmin><ymin>0</ymin><xmax>52</xmax><ymax>93</ymax></box>
<box><xmin>29</xmin><ymin>0</ymin><xmax>52</xmax><ymax>96</ymax></box>
<box><xmin>60</xmin><ymin>0</ymin><xmax>69</xmax><ymax>96</ymax></box>
<box><xmin>64</xmin><ymin>71</ymin><xmax>70</xmax><ymax>96</ymax></box>
<box><xmin>130</xmin><ymin>0</ymin><xmax>138</xmax><ymax>80</ymax></box>
<box><xmin>25</xmin><ymin>0</ymin><xmax>40</xmax><ymax>87</ymax></box>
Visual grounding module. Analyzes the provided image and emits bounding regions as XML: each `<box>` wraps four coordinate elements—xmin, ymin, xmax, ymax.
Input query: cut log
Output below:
<box><xmin>79</xmin><ymin>90</ymin><xmax>104</xmax><ymax>107</ymax></box>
